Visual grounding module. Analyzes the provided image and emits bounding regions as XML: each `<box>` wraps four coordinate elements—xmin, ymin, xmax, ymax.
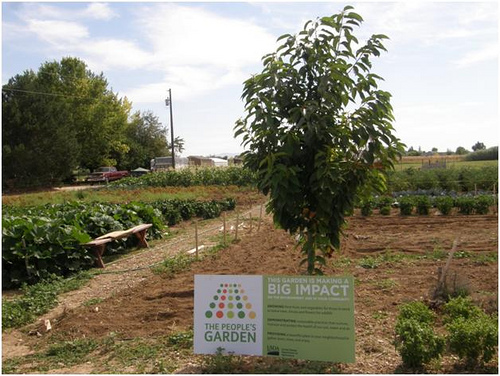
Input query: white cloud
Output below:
<box><xmin>81</xmin><ymin>39</ymin><xmax>153</xmax><ymax>70</ymax></box>
<box><xmin>454</xmin><ymin>43</ymin><xmax>498</xmax><ymax>68</ymax></box>
<box><xmin>136</xmin><ymin>4</ymin><xmax>276</xmax><ymax>70</ymax></box>
<box><xmin>84</xmin><ymin>3</ymin><xmax>118</xmax><ymax>21</ymax></box>
<box><xmin>15</xmin><ymin>2</ymin><xmax>117</xmax><ymax>21</ymax></box>
<box><xmin>26</xmin><ymin>19</ymin><xmax>89</xmax><ymax>45</ymax></box>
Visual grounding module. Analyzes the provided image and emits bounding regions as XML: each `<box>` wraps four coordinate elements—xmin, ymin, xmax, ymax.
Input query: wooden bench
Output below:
<box><xmin>82</xmin><ymin>224</ymin><xmax>153</xmax><ymax>268</ymax></box>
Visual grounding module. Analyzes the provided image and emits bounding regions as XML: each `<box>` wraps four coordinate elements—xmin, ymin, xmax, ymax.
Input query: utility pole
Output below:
<box><xmin>165</xmin><ymin>88</ymin><xmax>175</xmax><ymax>169</ymax></box>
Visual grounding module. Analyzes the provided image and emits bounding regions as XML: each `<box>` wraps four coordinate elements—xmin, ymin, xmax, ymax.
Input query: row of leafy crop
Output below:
<box><xmin>386</xmin><ymin>165</ymin><xmax>497</xmax><ymax>193</ymax></box>
<box><xmin>2</xmin><ymin>198</ymin><xmax>235</xmax><ymax>288</ymax></box>
<box><xmin>395</xmin><ymin>298</ymin><xmax>497</xmax><ymax>370</ymax></box>
<box><xmin>109</xmin><ymin>167</ymin><xmax>257</xmax><ymax>188</ymax></box>
<box><xmin>357</xmin><ymin>194</ymin><xmax>496</xmax><ymax>216</ymax></box>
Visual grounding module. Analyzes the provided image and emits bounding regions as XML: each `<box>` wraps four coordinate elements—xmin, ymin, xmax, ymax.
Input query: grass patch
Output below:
<box><xmin>375</xmin><ymin>278</ymin><xmax>399</xmax><ymax>291</ymax></box>
<box><xmin>83</xmin><ymin>297</ymin><xmax>104</xmax><ymax>306</ymax></box>
<box><xmin>3</xmin><ymin>331</ymin><xmax>195</xmax><ymax>374</ymax></box>
<box><xmin>2</xmin><ymin>271</ymin><xmax>93</xmax><ymax>330</ymax></box>
<box><xmin>3</xmin><ymin>338</ymin><xmax>98</xmax><ymax>373</ymax></box>
<box><xmin>153</xmin><ymin>237</ymin><xmax>229</xmax><ymax>277</ymax></box>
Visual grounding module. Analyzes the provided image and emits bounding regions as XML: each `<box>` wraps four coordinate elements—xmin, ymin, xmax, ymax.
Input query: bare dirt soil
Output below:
<box><xmin>2</xmin><ymin>208</ymin><xmax>498</xmax><ymax>374</ymax></box>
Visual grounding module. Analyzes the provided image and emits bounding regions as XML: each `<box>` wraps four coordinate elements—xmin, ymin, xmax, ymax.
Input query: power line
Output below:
<box><xmin>2</xmin><ymin>87</ymin><xmax>94</xmax><ymax>100</ymax></box>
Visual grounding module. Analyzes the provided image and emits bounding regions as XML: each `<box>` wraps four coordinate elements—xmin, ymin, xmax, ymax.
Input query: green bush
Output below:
<box><xmin>455</xmin><ymin>197</ymin><xmax>475</xmax><ymax>215</ymax></box>
<box><xmin>446</xmin><ymin>314</ymin><xmax>498</xmax><ymax>367</ymax></box>
<box><xmin>415</xmin><ymin>196</ymin><xmax>431</xmax><ymax>215</ymax></box>
<box><xmin>443</xmin><ymin>296</ymin><xmax>483</xmax><ymax>324</ymax></box>
<box><xmin>398</xmin><ymin>301</ymin><xmax>436</xmax><ymax>324</ymax></box>
<box><xmin>444</xmin><ymin>297</ymin><xmax>498</xmax><ymax>367</ymax></box>
<box><xmin>435</xmin><ymin>196</ymin><xmax>454</xmax><ymax>215</ymax></box>
<box><xmin>377</xmin><ymin>196</ymin><xmax>394</xmax><ymax>208</ymax></box>
<box><xmin>399</xmin><ymin>196</ymin><xmax>415</xmax><ymax>216</ymax></box>
<box><xmin>474</xmin><ymin>195</ymin><xmax>494</xmax><ymax>215</ymax></box>
<box><xmin>394</xmin><ymin>302</ymin><xmax>445</xmax><ymax>368</ymax></box>
<box><xmin>395</xmin><ymin>318</ymin><xmax>445</xmax><ymax>368</ymax></box>
<box><xmin>379</xmin><ymin>206</ymin><xmax>391</xmax><ymax>215</ymax></box>
<box><xmin>360</xmin><ymin>198</ymin><xmax>374</xmax><ymax>216</ymax></box>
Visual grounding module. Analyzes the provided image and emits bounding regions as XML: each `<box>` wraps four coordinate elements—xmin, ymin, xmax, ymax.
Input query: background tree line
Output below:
<box><xmin>2</xmin><ymin>57</ymin><xmax>183</xmax><ymax>189</ymax></box>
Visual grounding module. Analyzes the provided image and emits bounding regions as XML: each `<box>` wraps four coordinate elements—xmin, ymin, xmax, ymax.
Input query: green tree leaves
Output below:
<box><xmin>2</xmin><ymin>57</ymin><xmax>183</xmax><ymax>189</ymax></box>
<box><xmin>235</xmin><ymin>6</ymin><xmax>404</xmax><ymax>273</ymax></box>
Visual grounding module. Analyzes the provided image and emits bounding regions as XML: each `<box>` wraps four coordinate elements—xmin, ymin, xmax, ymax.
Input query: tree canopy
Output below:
<box><xmin>2</xmin><ymin>57</ymin><xmax>181</xmax><ymax>188</ymax></box>
<box><xmin>235</xmin><ymin>6</ymin><xmax>404</xmax><ymax>273</ymax></box>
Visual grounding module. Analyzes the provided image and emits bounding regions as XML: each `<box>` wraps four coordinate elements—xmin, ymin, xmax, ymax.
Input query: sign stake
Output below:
<box><xmin>194</xmin><ymin>221</ymin><xmax>199</xmax><ymax>258</ymax></box>
<box><xmin>223</xmin><ymin>212</ymin><xmax>227</xmax><ymax>245</ymax></box>
<box><xmin>235</xmin><ymin>211</ymin><xmax>239</xmax><ymax>241</ymax></box>
<box><xmin>258</xmin><ymin>204</ymin><xmax>263</xmax><ymax>231</ymax></box>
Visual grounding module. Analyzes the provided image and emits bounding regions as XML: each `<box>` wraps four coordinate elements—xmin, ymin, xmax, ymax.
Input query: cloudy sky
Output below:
<box><xmin>2</xmin><ymin>1</ymin><xmax>498</xmax><ymax>156</ymax></box>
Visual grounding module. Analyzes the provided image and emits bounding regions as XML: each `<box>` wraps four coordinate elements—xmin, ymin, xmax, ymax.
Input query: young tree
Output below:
<box><xmin>235</xmin><ymin>6</ymin><xmax>404</xmax><ymax>273</ymax></box>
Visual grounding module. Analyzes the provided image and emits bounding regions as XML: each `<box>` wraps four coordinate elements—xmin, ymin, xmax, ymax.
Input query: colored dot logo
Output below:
<box><xmin>205</xmin><ymin>283</ymin><xmax>257</xmax><ymax>320</ymax></box>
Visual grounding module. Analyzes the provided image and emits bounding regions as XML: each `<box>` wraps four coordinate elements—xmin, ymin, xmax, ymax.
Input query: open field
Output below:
<box><xmin>2</xmin><ymin>206</ymin><xmax>497</xmax><ymax>374</ymax></box>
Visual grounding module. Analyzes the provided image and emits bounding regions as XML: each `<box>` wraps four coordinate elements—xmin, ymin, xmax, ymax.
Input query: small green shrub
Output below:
<box><xmin>360</xmin><ymin>199</ymin><xmax>374</xmax><ymax>216</ymax></box>
<box><xmin>379</xmin><ymin>206</ymin><xmax>391</xmax><ymax>215</ymax></box>
<box><xmin>435</xmin><ymin>196</ymin><xmax>454</xmax><ymax>215</ymax></box>
<box><xmin>394</xmin><ymin>302</ymin><xmax>445</xmax><ymax>368</ymax></box>
<box><xmin>415</xmin><ymin>196</ymin><xmax>431</xmax><ymax>215</ymax></box>
<box><xmin>446</xmin><ymin>314</ymin><xmax>498</xmax><ymax>367</ymax></box>
<box><xmin>455</xmin><ymin>196</ymin><xmax>475</xmax><ymax>215</ymax></box>
<box><xmin>474</xmin><ymin>195</ymin><xmax>494</xmax><ymax>215</ymax></box>
<box><xmin>398</xmin><ymin>301</ymin><xmax>436</xmax><ymax>324</ymax></box>
<box><xmin>399</xmin><ymin>196</ymin><xmax>415</xmax><ymax>215</ymax></box>
<box><xmin>395</xmin><ymin>318</ymin><xmax>445</xmax><ymax>369</ymax></box>
<box><xmin>443</xmin><ymin>296</ymin><xmax>483</xmax><ymax>324</ymax></box>
<box><xmin>378</xmin><ymin>196</ymin><xmax>394</xmax><ymax>208</ymax></box>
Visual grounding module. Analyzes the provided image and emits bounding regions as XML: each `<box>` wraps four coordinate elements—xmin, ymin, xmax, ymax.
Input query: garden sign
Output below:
<box><xmin>194</xmin><ymin>275</ymin><xmax>355</xmax><ymax>362</ymax></box>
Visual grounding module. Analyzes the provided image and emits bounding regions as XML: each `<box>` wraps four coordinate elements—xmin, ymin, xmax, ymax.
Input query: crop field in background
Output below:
<box><xmin>395</xmin><ymin>156</ymin><xmax>498</xmax><ymax>171</ymax></box>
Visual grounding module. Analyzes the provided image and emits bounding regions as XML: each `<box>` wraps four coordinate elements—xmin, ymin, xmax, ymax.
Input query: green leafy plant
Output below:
<box><xmin>398</xmin><ymin>196</ymin><xmax>415</xmax><ymax>216</ymax></box>
<box><xmin>395</xmin><ymin>319</ymin><xmax>445</xmax><ymax>369</ymax></box>
<box><xmin>415</xmin><ymin>196</ymin><xmax>431</xmax><ymax>215</ymax></box>
<box><xmin>394</xmin><ymin>302</ymin><xmax>444</xmax><ymax>369</ymax></box>
<box><xmin>435</xmin><ymin>196</ymin><xmax>454</xmax><ymax>215</ymax></box>
<box><xmin>446</xmin><ymin>314</ymin><xmax>498</xmax><ymax>367</ymax></box>
<box><xmin>379</xmin><ymin>206</ymin><xmax>391</xmax><ymax>215</ymax></box>
<box><xmin>442</xmin><ymin>297</ymin><xmax>498</xmax><ymax>367</ymax></box>
<box><xmin>474</xmin><ymin>195</ymin><xmax>494</xmax><ymax>215</ymax></box>
<box><xmin>360</xmin><ymin>198</ymin><xmax>374</xmax><ymax>216</ymax></box>
<box><xmin>397</xmin><ymin>301</ymin><xmax>436</xmax><ymax>324</ymax></box>
<box><xmin>455</xmin><ymin>196</ymin><xmax>475</xmax><ymax>215</ymax></box>
<box><xmin>234</xmin><ymin>6</ymin><xmax>403</xmax><ymax>274</ymax></box>
<box><xmin>443</xmin><ymin>296</ymin><xmax>483</xmax><ymax>324</ymax></box>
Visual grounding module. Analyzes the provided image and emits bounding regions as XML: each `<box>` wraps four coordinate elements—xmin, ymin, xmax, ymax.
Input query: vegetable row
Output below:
<box><xmin>357</xmin><ymin>194</ymin><xmax>496</xmax><ymax>216</ymax></box>
<box><xmin>2</xmin><ymin>198</ymin><xmax>235</xmax><ymax>288</ymax></box>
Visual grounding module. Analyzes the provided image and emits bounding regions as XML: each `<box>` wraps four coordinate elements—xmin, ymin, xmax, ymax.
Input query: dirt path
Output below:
<box><xmin>1</xmin><ymin>203</ymin><xmax>266</xmax><ymax>361</ymax></box>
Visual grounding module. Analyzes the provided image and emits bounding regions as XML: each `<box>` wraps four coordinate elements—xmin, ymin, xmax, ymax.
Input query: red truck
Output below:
<box><xmin>85</xmin><ymin>167</ymin><xmax>129</xmax><ymax>184</ymax></box>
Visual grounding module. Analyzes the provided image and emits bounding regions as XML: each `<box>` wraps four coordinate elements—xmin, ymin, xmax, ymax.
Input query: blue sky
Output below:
<box><xmin>2</xmin><ymin>1</ymin><xmax>498</xmax><ymax>157</ymax></box>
